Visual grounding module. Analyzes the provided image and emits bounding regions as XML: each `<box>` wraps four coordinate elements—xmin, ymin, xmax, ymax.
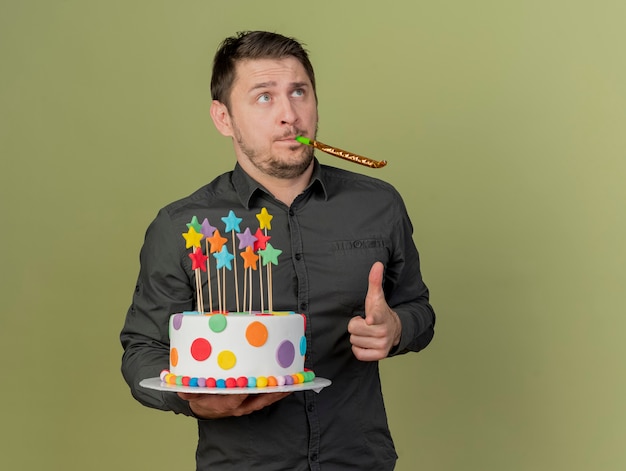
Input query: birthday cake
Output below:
<box><xmin>161</xmin><ymin>311</ymin><xmax>313</xmax><ymax>388</ymax></box>
<box><xmin>157</xmin><ymin>207</ymin><xmax>315</xmax><ymax>389</ymax></box>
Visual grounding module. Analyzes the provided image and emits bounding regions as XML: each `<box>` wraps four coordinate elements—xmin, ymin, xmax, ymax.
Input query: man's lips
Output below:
<box><xmin>276</xmin><ymin>130</ymin><xmax>306</xmax><ymax>143</ymax></box>
<box><xmin>276</xmin><ymin>136</ymin><xmax>300</xmax><ymax>144</ymax></box>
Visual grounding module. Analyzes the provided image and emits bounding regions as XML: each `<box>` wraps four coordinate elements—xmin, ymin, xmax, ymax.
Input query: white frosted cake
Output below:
<box><xmin>160</xmin><ymin>311</ymin><xmax>315</xmax><ymax>389</ymax></box>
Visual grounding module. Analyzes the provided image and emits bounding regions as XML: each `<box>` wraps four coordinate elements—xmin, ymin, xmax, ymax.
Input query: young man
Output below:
<box><xmin>121</xmin><ymin>31</ymin><xmax>435</xmax><ymax>470</ymax></box>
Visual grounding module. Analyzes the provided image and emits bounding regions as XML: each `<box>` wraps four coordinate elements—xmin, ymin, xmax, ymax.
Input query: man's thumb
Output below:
<box><xmin>365</xmin><ymin>262</ymin><xmax>385</xmax><ymax>325</ymax></box>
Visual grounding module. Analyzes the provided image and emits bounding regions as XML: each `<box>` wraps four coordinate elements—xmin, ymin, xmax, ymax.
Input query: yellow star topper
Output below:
<box><xmin>256</xmin><ymin>207</ymin><xmax>273</xmax><ymax>230</ymax></box>
<box><xmin>182</xmin><ymin>226</ymin><xmax>204</xmax><ymax>249</ymax></box>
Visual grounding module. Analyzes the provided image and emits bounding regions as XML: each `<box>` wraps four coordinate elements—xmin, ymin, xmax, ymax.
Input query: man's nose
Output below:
<box><xmin>277</xmin><ymin>97</ymin><xmax>298</xmax><ymax>125</ymax></box>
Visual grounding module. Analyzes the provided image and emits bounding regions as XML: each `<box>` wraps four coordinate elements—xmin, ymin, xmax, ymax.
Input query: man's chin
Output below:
<box><xmin>268</xmin><ymin>154</ymin><xmax>314</xmax><ymax>179</ymax></box>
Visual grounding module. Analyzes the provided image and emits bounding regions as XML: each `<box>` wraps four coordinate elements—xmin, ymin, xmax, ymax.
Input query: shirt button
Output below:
<box><xmin>311</xmin><ymin>453</ymin><xmax>318</xmax><ymax>461</ymax></box>
<box><xmin>353</xmin><ymin>240</ymin><xmax>362</xmax><ymax>248</ymax></box>
<box><xmin>295</xmin><ymin>253</ymin><xmax>302</xmax><ymax>261</ymax></box>
<box><xmin>300</xmin><ymin>303</ymin><xmax>308</xmax><ymax>311</ymax></box>
<box><xmin>307</xmin><ymin>403</ymin><xmax>314</xmax><ymax>412</ymax></box>
<box><xmin>289</xmin><ymin>209</ymin><xmax>295</xmax><ymax>217</ymax></box>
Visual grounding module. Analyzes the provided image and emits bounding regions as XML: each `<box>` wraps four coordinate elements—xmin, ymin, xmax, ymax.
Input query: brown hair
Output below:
<box><xmin>211</xmin><ymin>31</ymin><xmax>317</xmax><ymax>109</ymax></box>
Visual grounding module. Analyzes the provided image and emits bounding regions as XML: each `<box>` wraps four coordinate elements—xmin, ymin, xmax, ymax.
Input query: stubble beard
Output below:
<box><xmin>234</xmin><ymin>127</ymin><xmax>315</xmax><ymax>180</ymax></box>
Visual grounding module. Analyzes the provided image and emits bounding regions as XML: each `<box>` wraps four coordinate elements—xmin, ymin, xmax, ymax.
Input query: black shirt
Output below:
<box><xmin>121</xmin><ymin>159</ymin><xmax>435</xmax><ymax>470</ymax></box>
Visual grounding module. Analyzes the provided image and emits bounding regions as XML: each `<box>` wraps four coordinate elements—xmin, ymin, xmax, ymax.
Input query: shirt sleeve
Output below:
<box><xmin>384</xmin><ymin>190</ymin><xmax>436</xmax><ymax>356</ymax></box>
<box><xmin>120</xmin><ymin>208</ymin><xmax>195</xmax><ymax>416</ymax></box>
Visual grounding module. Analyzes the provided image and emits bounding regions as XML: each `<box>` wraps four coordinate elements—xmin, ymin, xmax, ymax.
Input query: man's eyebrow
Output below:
<box><xmin>249</xmin><ymin>81</ymin><xmax>277</xmax><ymax>92</ymax></box>
<box><xmin>248</xmin><ymin>81</ymin><xmax>310</xmax><ymax>92</ymax></box>
<box><xmin>291</xmin><ymin>81</ymin><xmax>310</xmax><ymax>89</ymax></box>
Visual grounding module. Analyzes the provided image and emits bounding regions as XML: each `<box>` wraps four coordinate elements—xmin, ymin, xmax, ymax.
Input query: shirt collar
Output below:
<box><xmin>232</xmin><ymin>159</ymin><xmax>329</xmax><ymax>209</ymax></box>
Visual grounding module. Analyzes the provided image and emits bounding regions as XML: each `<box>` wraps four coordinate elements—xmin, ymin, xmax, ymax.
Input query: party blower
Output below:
<box><xmin>295</xmin><ymin>136</ymin><xmax>387</xmax><ymax>169</ymax></box>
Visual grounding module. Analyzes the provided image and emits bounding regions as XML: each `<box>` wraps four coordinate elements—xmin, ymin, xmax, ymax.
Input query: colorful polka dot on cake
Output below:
<box><xmin>217</xmin><ymin>350</ymin><xmax>236</xmax><ymax>370</ymax></box>
<box><xmin>246</xmin><ymin>321</ymin><xmax>269</xmax><ymax>346</ymax></box>
<box><xmin>190</xmin><ymin>338</ymin><xmax>212</xmax><ymax>361</ymax></box>
<box><xmin>209</xmin><ymin>313</ymin><xmax>227</xmax><ymax>333</ymax></box>
<box><xmin>172</xmin><ymin>314</ymin><xmax>184</xmax><ymax>330</ymax></box>
<box><xmin>170</xmin><ymin>348</ymin><xmax>179</xmax><ymax>367</ymax></box>
<box><xmin>276</xmin><ymin>340</ymin><xmax>295</xmax><ymax>368</ymax></box>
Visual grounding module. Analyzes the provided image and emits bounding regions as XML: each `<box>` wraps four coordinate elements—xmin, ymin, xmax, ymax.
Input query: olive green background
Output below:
<box><xmin>1</xmin><ymin>1</ymin><xmax>625</xmax><ymax>469</ymax></box>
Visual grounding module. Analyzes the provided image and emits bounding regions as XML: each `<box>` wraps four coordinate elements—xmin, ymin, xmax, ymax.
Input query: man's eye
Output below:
<box><xmin>292</xmin><ymin>89</ymin><xmax>304</xmax><ymax>97</ymax></box>
<box><xmin>257</xmin><ymin>93</ymin><xmax>271</xmax><ymax>103</ymax></box>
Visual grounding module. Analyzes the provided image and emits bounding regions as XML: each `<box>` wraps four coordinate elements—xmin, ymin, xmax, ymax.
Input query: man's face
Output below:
<box><xmin>217</xmin><ymin>57</ymin><xmax>318</xmax><ymax>180</ymax></box>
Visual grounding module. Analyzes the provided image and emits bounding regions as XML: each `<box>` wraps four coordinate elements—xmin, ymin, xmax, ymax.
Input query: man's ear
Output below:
<box><xmin>210</xmin><ymin>100</ymin><xmax>233</xmax><ymax>137</ymax></box>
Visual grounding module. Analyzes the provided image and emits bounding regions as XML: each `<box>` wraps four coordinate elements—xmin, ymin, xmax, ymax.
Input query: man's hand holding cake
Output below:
<box><xmin>178</xmin><ymin>391</ymin><xmax>291</xmax><ymax>419</ymax></box>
